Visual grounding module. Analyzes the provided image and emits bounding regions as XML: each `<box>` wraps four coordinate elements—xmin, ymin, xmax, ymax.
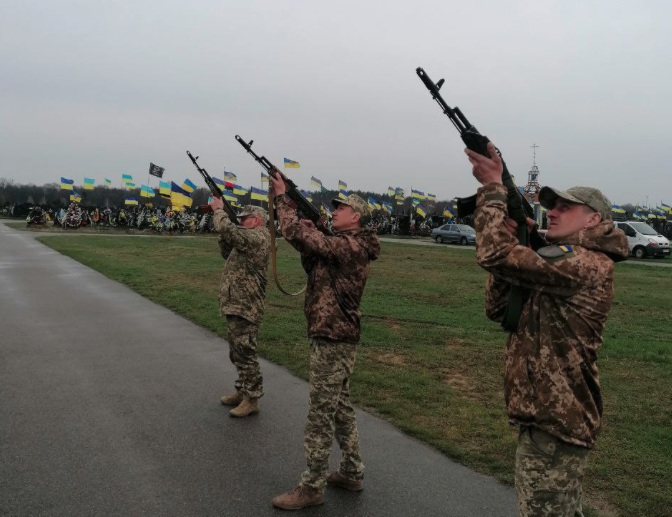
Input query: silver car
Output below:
<box><xmin>431</xmin><ymin>223</ymin><xmax>476</xmax><ymax>245</ymax></box>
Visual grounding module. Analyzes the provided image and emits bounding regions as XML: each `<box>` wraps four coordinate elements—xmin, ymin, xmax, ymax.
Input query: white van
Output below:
<box><xmin>615</xmin><ymin>221</ymin><xmax>670</xmax><ymax>259</ymax></box>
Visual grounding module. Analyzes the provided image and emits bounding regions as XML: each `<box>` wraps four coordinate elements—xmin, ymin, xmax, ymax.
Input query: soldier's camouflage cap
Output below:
<box><xmin>539</xmin><ymin>186</ymin><xmax>612</xmax><ymax>221</ymax></box>
<box><xmin>237</xmin><ymin>205</ymin><xmax>268</xmax><ymax>220</ymax></box>
<box><xmin>332</xmin><ymin>194</ymin><xmax>371</xmax><ymax>224</ymax></box>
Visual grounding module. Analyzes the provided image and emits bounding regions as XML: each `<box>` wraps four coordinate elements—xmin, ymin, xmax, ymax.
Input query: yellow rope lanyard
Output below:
<box><xmin>267</xmin><ymin>191</ymin><xmax>307</xmax><ymax>297</ymax></box>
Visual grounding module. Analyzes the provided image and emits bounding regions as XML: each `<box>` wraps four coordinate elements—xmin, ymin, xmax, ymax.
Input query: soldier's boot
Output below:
<box><xmin>326</xmin><ymin>471</ymin><xmax>363</xmax><ymax>492</ymax></box>
<box><xmin>220</xmin><ymin>392</ymin><xmax>243</xmax><ymax>406</ymax></box>
<box><xmin>229</xmin><ymin>396</ymin><xmax>259</xmax><ymax>418</ymax></box>
<box><xmin>272</xmin><ymin>484</ymin><xmax>324</xmax><ymax>510</ymax></box>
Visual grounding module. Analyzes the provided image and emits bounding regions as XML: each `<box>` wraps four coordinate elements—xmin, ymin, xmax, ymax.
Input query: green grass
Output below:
<box><xmin>39</xmin><ymin>234</ymin><xmax>672</xmax><ymax>517</ymax></box>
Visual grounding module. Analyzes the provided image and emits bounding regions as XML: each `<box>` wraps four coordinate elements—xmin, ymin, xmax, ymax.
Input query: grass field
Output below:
<box><xmin>38</xmin><ymin>234</ymin><xmax>672</xmax><ymax>517</ymax></box>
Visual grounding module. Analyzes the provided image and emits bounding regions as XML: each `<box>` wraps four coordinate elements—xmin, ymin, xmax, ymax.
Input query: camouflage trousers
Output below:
<box><xmin>300</xmin><ymin>339</ymin><xmax>364</xmax><ymax>491</ymax></box>
<box><xmin>226</xmin><ymin>315</ymin><xmax>263</xmax><ymax>399</ymax></box>
<box><xmin>516</xmin><ymin>426</ymin><xmax>590</xmax><ymax>517</ymax></box>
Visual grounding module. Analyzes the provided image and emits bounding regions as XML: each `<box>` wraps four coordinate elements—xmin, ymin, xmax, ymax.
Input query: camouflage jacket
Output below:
<box><xmin>475</xmin><ymin>183</ymin><xmax>629</xmax><ymax>448</ymax></box>
<box><xmin>213</xmin><ymin>210</ymin><xmax>271</xmax><ymax>326</ymax></box>
<box><xmin>276</xmin><ymin>195</ymin><xmax>380</xmax><ymax>343</ymax></box>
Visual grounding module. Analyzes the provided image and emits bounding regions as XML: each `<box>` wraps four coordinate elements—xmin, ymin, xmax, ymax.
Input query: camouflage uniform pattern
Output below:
<box><xmin>300</xmin><ymin>339</ymin><xmax>363</xmax><ymax>490</ymax></box>
<box><xmin>213</xmin><ymin>209</ymin><xmax>270</xmax><ymax>398</ymax></box>
<box><xmin>213</xmin><ymin>210</ymin><xmax>270</xmax><ymax>326</ymax></box>
<box><xmin>226</xmin><ymin>315</ymin><xmax>264</xmax><ymax>399</ymax></box>
<box><xmin>516</xmin><ymin>426</ymin><xmax>589</xmax><ymax>517</ymax></box>
<box><xmin>275</xmin><ymin>194</ymin><xmax>379</xmax><ymax>490</ymax></box>
<box><xmin>474</xmin><ymin>183</ymin><xmax>628</xmax><ymax>513</ymax></box>
<box><xmin>275</xmin><ymin>194</ymin><xmax>381</xmax><ymax>343</ymax></box>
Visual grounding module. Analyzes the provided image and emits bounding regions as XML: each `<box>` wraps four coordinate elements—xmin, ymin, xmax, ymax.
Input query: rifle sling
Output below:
<box><xmin>267</xmin><ymin>191</ymin><xmax>307</xmax><ymax>297</ymax></box>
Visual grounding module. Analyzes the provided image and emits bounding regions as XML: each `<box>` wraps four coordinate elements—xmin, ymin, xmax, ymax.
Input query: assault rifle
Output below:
<box><xmin>416</xmin><ymin>67</ymin><xmax>535</xmax><ymax>332</ymax></box>
<box><xmin>186</xmin><ymin>150</ymin><xmax>239</xmax><ymax>224</ymax></box>
<box><xmin>234</xmin><ymin>135</ymin><xmax>330</xmax><ymax>233</ymax></box>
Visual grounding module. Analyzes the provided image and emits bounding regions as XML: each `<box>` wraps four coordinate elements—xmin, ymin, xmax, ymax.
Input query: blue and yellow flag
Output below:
<box><xmin>387</xmin><ymin>186</ymin><xmax>395</xmax><ymax>197</ymax></box>
<box><xmin>69</xmin><ymin>191</ymin><xmax>81</xmax><ymax>202</ymax></box>
<box><xmin>338</xmin><ymin>180</ymin><xmax>347</xmax><ymax>191</ymax></box>
<box><xmin>368</xmin><ymin>197</ymin><xmax>381</xmax><ymax>211</ymax></box>
<box><xmin>611</xmin><ymin>204</ymin><xmax>626</xmax><ymax>214</ymax></box>
<box><xmin>104</xmin><ymin>178</ymin><xmax>112</xmax><ymax>188</ymax></box>
<box><xmin>140</xmin><ymin>185</ymin><xmax>155</xmax><ymax>198</ymax></box>
<box><xmin>284</xmin><ymin>158</ymin><xmax>300</xmax><ymax>168</ymax></box>
<box><xmin>250</xmin><ymin>186</ymin><xmax>267</xmax><ymax>201</ymax></box>
<box><xmin>261</xmin><ymin>172</ymin><xmax>269</xmax><ymax>184</ymax></box>
<box><xmin>383</xmin><ymin>202</ymin><xmax>393</xmax><ymax>213</ymax></box>
<box><xmin>182</xmin><ymin>178</ymin><xmax>197</xmax><ymax>194</ymax></box>
<box><xmin>223</xmin><ymin>191</ymin><xmax>237</xmax><ymax>204</ymax></box>
<box><xmin>224</xmin><ymin>170</ymin><xmax>237</xmax><ymax>182</ymax></box>
<box><xmin>122</xmin><ymin>173</ymin><xmax>133</xmax><ymax>184</ymax></box>
<box><xmin>321</xmin><ymin>203</ymin><xmax>332</xmax><ymax>218</ymax></box>
<box><xmin>125</xmin><ymin>197</ymin><xmax>139</xmax><ymax>206</ymax></box>
<box><xmin>233</xmin><ymin>184</ymin><xmax>248</xmax><ymax>196</ymax></box>
<box><xmin>310</xmin><ymin>176</ymin><xmax>323</xmax><ymax>190</ymax></box>
<box><xmin>416</xmin><ymin>205</ymin><xmax>427</xmax><ymax>217</ymax></box>
<box><xmin>300</xmin><ymin>190</ymin><xmax>313</xmax><ymax>203</ymax></box>
<box><xmin>662</xmin><ymin>203</ymin><xmax>671</xmax><ymax>213</ymax></box>
<box><xmin>426</xmin><ymin>193</ymin><xmax>436</xmax><ymax>202</ymax></box>
<box><xmin>171</xmin><ymin>182</ymin><xmax>192</xmax><ymax>210</ymax></box>
<box><xmin>395</xmin><ymin>187</ymin><xmax>405</xmax><ymax>201</ymax></box>
<box><xmin>61</xmin><ymin>177</ymin><xmax>74</xmax><ymax>190</ymax></box>
<box><xmin>125</xmin><ymin>182</ymin><xmax>136</xmax><ymax>189</ymax></box>
<box><xmin>443</xmin><ymin>206</ymin><xmax>455</xmax><ymax>219</ymax></box>
<box><xmin>159</xmin><ymin>181</ymin><xmax>171</xmax><ymax>199</ymax></box>
<box><xmin>83</xmin><ymin>178</ymin><xmax>95</xmax><ymax>190</ymax></box>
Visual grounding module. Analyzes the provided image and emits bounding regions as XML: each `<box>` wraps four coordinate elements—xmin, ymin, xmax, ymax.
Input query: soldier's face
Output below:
<box><xmin>240</xmin><ymin>215</ymin><xmax>262</xmax><ymax>229</ymax></box>
<box><xmin>546</xmin><ymin>200</ymin><xmax>601</xmax><ymax>240</ymax></box>
<box><xmin>332</xmin><ymin>204</ymin><xmax>360</xmax><ymax>231</ymax></box>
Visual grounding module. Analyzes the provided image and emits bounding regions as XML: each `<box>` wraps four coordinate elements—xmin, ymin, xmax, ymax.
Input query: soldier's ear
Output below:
<box><xmin>584</xmin><ymin>210</ymin><xmax>602</xmax><ymax>229</ymax></box>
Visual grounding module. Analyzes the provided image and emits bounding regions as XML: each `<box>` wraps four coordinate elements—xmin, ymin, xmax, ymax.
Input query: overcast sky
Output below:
<box><xmin>1</xmin><ymin>0</ymin><xmax>670</xmax><ymax>206</ymax></box>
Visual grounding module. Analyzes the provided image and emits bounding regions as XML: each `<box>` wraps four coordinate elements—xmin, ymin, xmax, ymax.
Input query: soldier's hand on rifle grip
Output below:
<box><xmin>209</xmin><ymin>197</ymin><xmax>225</xmax><ymax>212</ymax></box>
<box><xmin>466</xmin><ymin>141</ymin><xmax>503</xmax><ymax>186</ymax></box>
<box><xmin>270</xmin><ymin>174</ymin><xmax>287</xmax><ymax>197</ymax></box>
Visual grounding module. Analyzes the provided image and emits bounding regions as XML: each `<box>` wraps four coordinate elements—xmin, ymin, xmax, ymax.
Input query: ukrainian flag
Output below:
<box><xmin>182</xmin><ymin>178</ymin><xmax>197</xmax><ymax>194</ymax></box>
<box><xmin>104</xmin><ymin>178</ymin><xmax>112</xmax><ymax>188</ymax></box>
<box><xmin>125</xmin><ymin>197</ymin><xmax>139</xmax><ymax>206</ymax></box>
<box><xmin>250</xmin><ymin>187</ymin><xmax>267</xmax><ymax>201</ymax></box>
<box><xmin>444</xmin><ymin>206</ymin><xmax>455</xmax><ymax>219</ymax></box>
<box><xmin>61</xmin><ymin>177</ymin><xmax>74</xmax><ymax>190</ymax></box>
<box><xmin>338</xmin><ymin>189</ymin><xmax>348</xmax><ymax>200</ymax></box>
<box><xmin>83</xmin><ymin>178</ymin><xmax>95</xmax><ymax>190</ymax></box>
<box><xmin>284</xmin><ymin>158</ymin><xmax>300</xmax><ymax>168</ymax></box>
<box><xmin>395</xmin><ymin>187</ymin><xmax>405</xmax><ymax>201</ymax></box>
<box><xmin>427</xmin><ymin>193</ymin><xmax>436</xmax><ymax>202</ymax></box>
<box><xmin>171</xmin><ymin>182</ymin><xmax>192</xmax><ymax>210</ymax></box>
<box><xmin>159</xmin><ymin>181</ymin><xmax>171</xmax><ymax>199</ymax></box>
<box><xmin>310</xmin><ymin>176</ymin><xmax>323</xmax><ymax>190</ymax></box>
<box><xmin>233</xmin><ymin>184</ymin><xmax>248</xmax><ymax>196</ymax></box>
<box><xmin>69</xmin><ymin>191</ymin><xmax>81</xmax><ymax>202</ymax></box>
<box><xmin>213</xmin><ymin>177</ymin><xmax>226</xmax><ymax>192</ymax></box>
<box><xmin>368</xmin><ymin>197</ymin><xmax>381</xmax><ymax>211</ymax></box>
<box><xmin>321</xmin><ymin>203</ymin><xmax>332</xmax><ymax>217</ymax></box>
<box><xmin>261</xmin><ymin>172</ymin><xmax>269</xmax><ymax>184</ymax></box>
<box><xmin>223</xmin><ymin>192</ymin><xmax>237</xmax><ymax>203</ymax></box>
<box><xmin>125</xmin><ymin>182</ymin><xmax>136</xmax><ymax>189</ymax></box>
<box><xmin>140</xmin><ymin>185</ymin><xmax>155</xmax><ymax>198</ymax></box>
<box><xmin>387</xmin><ymin>186</ymin><xmax>395</xmax><ymax>197</ymax></box>
<box><xmin>122</xmin><ymin>174</ymin><xmax>133</xmax><ymax>184</ymax></box>
<box><xmin>611</xmin><ymin>204</ymin><xmax>626</xmax><ymax>214</ymax></box>
<box><xmin>662</xmin><ymin>203</ymin><xmax>671</xmax><ymax>213</ymax></box>
<box><xmin>300</xmin><ymin>190</ymin><xmax>313</xmax><ymax>203</ymax></box>
<box><xmin>416</xmin><ymin>205</ymin><xmax>427</xmax><ymax>217</ymax></box>
<box><xmin>383</xmin><ymin>202</ymin><xmax>393</xmax><ymax>213</ymax></box>
<box><xmin>224</xmin><ymin>171</ymin><xmax>238</xmax><ymax>182</ymax></box>
<box><xmin>338</xmin><ymin>180</ymin><xmax>348</xmax><ymax>191</ymax></box>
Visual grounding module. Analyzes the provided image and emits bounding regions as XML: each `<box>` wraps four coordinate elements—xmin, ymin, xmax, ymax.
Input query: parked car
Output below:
<box><xmin>431</xmin><ymin>223</ymin><xmax>476</xmax><ymax>245</ymax></box>
<box><xmin>615</xmin><ymin>221</ymin><xmax>670</xmax><ymax>258</ymax></box>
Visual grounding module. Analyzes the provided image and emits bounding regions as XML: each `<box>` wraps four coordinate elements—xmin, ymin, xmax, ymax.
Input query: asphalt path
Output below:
<box><xmin>0</xmin><ymin>221</ymin><xmax>517</xmax><ymax>517</ymax></box>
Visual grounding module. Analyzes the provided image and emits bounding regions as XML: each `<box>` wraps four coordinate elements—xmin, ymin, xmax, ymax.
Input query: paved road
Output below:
<box><xmin>0</xmin><ymin>221</ymin><xmax>517</xmax><ymax>517</ymax></box>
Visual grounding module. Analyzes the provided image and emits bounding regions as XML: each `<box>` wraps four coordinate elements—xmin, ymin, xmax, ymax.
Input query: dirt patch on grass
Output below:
<box><xmin>585</xmin><ymin>493</ymin><xmax>620</xmax><ymax>517</ymax></box>
<box><xmin>371</xmin><ymin>352</ymin><xmax>407</xmax><ymax>367</ymax></box>
<box><xmin>441</xmin><ymin>371</ymin><xmax>482</xmax><ymax>402</ymax></box>
<box><xmin>446</xmin><ymin>338</ymin><xmax>464</xmax><ymax>350</ymax></box>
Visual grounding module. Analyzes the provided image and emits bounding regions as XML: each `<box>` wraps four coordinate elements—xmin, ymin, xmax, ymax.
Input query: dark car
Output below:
<box><xmin>431</xmin><ymin>223</ymin><xmax>476</xmax><ymax>245</ymax></box>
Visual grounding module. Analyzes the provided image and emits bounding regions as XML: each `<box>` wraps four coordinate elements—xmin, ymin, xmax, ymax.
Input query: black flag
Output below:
<box><xmin>149</xmin><ymin>162</ymin><xmax>165</xmax><ymax>178</ymax></box>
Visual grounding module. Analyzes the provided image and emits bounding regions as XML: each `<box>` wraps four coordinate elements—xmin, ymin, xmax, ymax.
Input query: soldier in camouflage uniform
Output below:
<box><xmin>209</xmin><ymin>200</ymin><xmax>271</xmax><ymax>418</ymax></box>
<box><xmin>467</xmin><ymin>142</ymin><xmax>629</xmax><ymax>517</ymax></box>
<box><xmin>269</xmin><ymin>176</ymin><xmax>380</xmax><ymax>510</ymax></box>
